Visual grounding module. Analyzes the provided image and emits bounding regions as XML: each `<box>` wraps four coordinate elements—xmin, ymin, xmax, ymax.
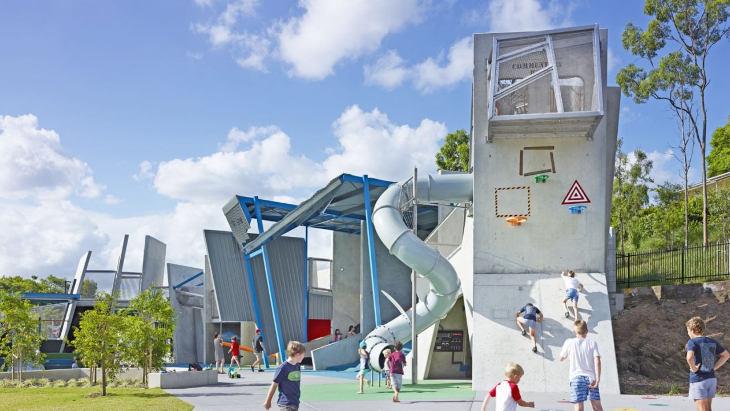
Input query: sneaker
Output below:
<box><xmin>258</xmin><ymin>369</ymin><xmax>264</xmax><ymax>372</ymax></box>
<box><xmin>250</xmin><ymin>365</ymin><xmax>254</xmax><ymax>372</ymax></box>
<box><xmin>532</xmin><ymin>346</ymin><xmax>538</xmax><ymax>353</ymax></box>
<box><xmin>521</xmin><ymin>330</ymin><xmax>527</xmax><ymax>337</ymax></box>
<box><xmin>564</xmin><ymin>311</ymin><xmax>570</xmax><ymax>318</ymax></box>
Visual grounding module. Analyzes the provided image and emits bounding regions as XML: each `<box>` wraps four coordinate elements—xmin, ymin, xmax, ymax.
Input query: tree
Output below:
<box><xmin>0</xmin><ymin>291</ymin><xmax>46</xmax><ymax>381</ymax></box>
<box><xmin>612</xmin><ymin>140</ymin><xmax>654</xmax><ymax>253</ymax></box>
<box><xmin>0</xmin><ymin>275</ymin><xmax>67</xmax><ymax>294</ymax></box>
<box><xmin>80</xmin><ymin>279</ymin><xmax>98</xmax><ymax>298</ymax></box>
<box><xmin>617</xmin><ymin>0</ymin><xmax>730</xmax><ymax>246</ymax></box>
<box><xmin>70</xmin><ymin>292</ymin><xmax>125</xmax><ymax>396</ymax></box>
<box><xmin>121</xmin><ymin>287</ymin><xmax>176</xmax><ymax>388</ymax></box>
<box><xmin>708</xmin><ymin>115</ymin><xmax>730</xmax><ymax>177</ymax></box>
<box><xmin>435</xmin><ymin>129</ymin><xmax>470</xmax><ymax>172</ymax></box>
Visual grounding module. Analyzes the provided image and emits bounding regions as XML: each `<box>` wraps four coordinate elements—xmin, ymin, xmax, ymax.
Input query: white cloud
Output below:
<box><xmin>486</xmin><ymin>0</ymin><xmax>575</xmax><ymax>32</ymax></box>
<box><xmin>133</xmin><ymin>160</ymin><xmax>156</xmax><ymax>181</ymax></box>
<box><xmin>104</xmin><ymin>195</ymin><xmax>121</xmax><ymax>205</ymax></box>
<box><xmin>364</xmin><ymin>50</ymin><xmax>410</xmax><ymax>89</ymax></box>
<box><xmin>277</xmin><ymin>0</ymin><xmax>424</xmax><ymax>80</ymax></box>
<box><xmin>221</xmin><ymin>126</ymin><xmax>280</xmax><ymax>152</ymax></box>
<box><xmin>413</xmin><ymin>37</ymin><xmax>473</xmax><ymax>93</ymax></box>
<box><xmin>607</xmin><ymin>48</ymin><xmax>618</xmax><ymax>75</ymax></box>
<box><xmin>0</xmin><ymin>114</ymin><xmax>105</xmax><ymax>201</ymax></box>
<box><xmin>194</xmin><ymin>0</ymin><xmax>215</xmax><ymax>7</ymax></box>
<box><xmin>626</xmin><ymin>149</ymin><xmax>699</xmax><ymax>187</ymax></box>
<box><xmin>187</xmin><ymin>51</ymin><xmax>203</xmax><ymax>60</ymax></box>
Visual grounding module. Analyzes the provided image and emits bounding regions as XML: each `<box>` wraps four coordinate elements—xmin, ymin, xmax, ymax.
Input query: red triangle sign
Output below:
<box><xmin>562</xmin><ymin>180</ymin><xmax>591</xmax><ymax>205</ymax></box>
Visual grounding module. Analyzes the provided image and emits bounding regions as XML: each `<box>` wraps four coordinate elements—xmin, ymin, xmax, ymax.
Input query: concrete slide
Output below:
<box><xmin>363</xmin><ymin>173</ymin><xmax>473</xmax><ymax>371</ymax></box>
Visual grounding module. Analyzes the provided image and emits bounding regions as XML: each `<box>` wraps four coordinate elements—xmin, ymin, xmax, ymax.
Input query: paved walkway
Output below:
<box><xmin>164</xmin><ymin>369</ymin><xmax>730</xmax><ymax>411</ymax></box>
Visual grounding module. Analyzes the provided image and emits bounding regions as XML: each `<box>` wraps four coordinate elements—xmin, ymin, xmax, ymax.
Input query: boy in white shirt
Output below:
<box><xmin>480</xmin><ymin>362</ymin><xmax>535</xmax><ymax>411</ymax></box>
<box><xmin>560</xmin><ymin>320</ymin><xmax>603</xmax><ymax>411</ymax></box>
<box><xmin>561</xmin><ymin>270</ymin><xmax>583</xmax><ymax>320</ymax></box>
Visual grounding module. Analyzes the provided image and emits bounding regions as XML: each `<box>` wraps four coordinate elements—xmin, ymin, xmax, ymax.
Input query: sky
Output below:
<box><xmin>1</xmin><ymin>0</ymin><xmax>729</xmax><ymax>281</ymax></box>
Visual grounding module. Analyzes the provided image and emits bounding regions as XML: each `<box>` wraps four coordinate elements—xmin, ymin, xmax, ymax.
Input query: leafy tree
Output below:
<box><xmin>70</xmin><ymin>292</ymin><xmax>125</xmax><ymax>396</ymax></box>
<box><xmin>612</xmin><ymin>140</ymin><xmax>654</xmax><ymax>253</ymax></box>
<box><xmin>0</xmin><ymin>275</ymin><xmax>69</xmax><ymax>294</ymax></box>
<box><xmin>121</xmin><ymin>287</ymin><xmax>176</xmax><ymax>388</ymax></box>
<box><xmin>0</xmin><ymin>291</ymin><xmax>46</xmax><ymax>381</ymax></box>
<box><xmin>435</xmin><ymin>129</ymin><xmax>470</xmax><ymax>172</ymax></box>
<box><xmin>708</xmin><ymin>187</ymin><xmax>730</xmax><ymax>241</ymax></box>
<box><xmin>708</xmin><ymin>115</ymin><xmax>730</xmax><ymax>177</ymax></box>
<box><xmin>80</xmin><ymin>279</ymin><xmax>98</xmax><ymax>298</ymax></box>
<box><xmin>617</xmin><ymin>0</ymin><xmax>730</xmax><ymax>246</ymax></box>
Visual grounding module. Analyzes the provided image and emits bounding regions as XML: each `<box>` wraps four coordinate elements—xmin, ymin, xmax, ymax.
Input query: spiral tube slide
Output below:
<box><xmin>362</xmin><ymin>173</ymin><xmax>473</xmax><ymax>371</ymax></box>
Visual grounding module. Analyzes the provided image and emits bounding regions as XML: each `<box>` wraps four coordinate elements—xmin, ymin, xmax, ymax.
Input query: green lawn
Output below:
<box><xmin>0</xmin><ymin>387</ymin><xmax>193</xmax><ymax>411</ymax></box>
<box><xmin>301</xmin><ymin>380</ymin><xmax>475</xmax><ymax>402</ymax></box>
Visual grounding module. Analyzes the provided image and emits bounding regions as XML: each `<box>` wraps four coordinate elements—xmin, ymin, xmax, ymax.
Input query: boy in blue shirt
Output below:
<box><xmin>516</xmin><ymin>303</ymin><xmax>543</xmax><ymax>353</ymax></box>
<box><xmin>264</xmin><ymin>341</ymin><xmax>306</xmax><ymax>411</ymax></box>
<box><xmin>685</xmin><ymin>317</ymin><xmax>729</xmax><ymax>411</ymax></box>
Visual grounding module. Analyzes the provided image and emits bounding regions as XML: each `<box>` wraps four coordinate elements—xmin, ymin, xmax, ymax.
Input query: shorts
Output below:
<box><xmin>565</xmin><ymin>288</ymin><xmax>579</xmax><ymax>302</ymax></box>
<box><xmin>391</xmin><ymin>373</ymin><xmax>403</xmax><ymax>389</ymax></box>
<box><xmin>254</xmin><ymin>352</ymin><xmax>263</xmax><ymax>361</ymax></box>
<box><xmin>570</xmin><ymin>375</ymin><xmax>600</xmax><ymax>403</ymax></box>
<box><xmin>689</xmin><ymin>378</ymin><xmax>717</xmax><ymax>400</ymax></box>
<box><xmin>359</xmin><ymin>368</ymin><xmax>369</xmax><ymax>376</ymax></box>
<box><xmin>277</xmin><ymin>404</ymin><xmax>299</xmax><ymax>411</ymax></box>
<box><xmin>517</xmin><ymin>317</ymin><xmax>537</xmax><ymax>330</ymax></box>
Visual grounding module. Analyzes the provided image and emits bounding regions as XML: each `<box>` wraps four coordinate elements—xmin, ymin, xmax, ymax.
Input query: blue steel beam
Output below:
<box><xmin>254</xmin><ymin>196</ymin><xmax>287</xmax><ymax>362</ymax></box>
<box><xmin>362</xmin><ymin>175</ymin><xmax>382</xmax><ymax>327</ymax></box>
<box><xmin>172</xmin><ymin>271</ymin><xmax>204</xmax><ymax>290</ymax></box>
<box><xmin>244</xmin><ymin>252</ymin><xmax>269</xmax><ymax>368</ymax></box>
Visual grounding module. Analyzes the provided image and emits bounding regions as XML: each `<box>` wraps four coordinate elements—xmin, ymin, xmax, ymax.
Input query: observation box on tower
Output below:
<box><xmin>486</xmin><ymin>24</ymin><xmax>604</xmax><ymax>141</ymax></box>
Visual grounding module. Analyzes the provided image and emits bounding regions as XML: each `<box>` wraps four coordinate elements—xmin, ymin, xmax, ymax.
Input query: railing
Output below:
<box><xmin>617</xmin><ymin>242</ymin><xmax>730</xmax><ymax>288</ymax></box>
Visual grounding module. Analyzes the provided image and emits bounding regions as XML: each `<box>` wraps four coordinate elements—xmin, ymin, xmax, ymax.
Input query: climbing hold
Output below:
<box><xmin>535</xmin><ymin>174</ymin><xmax>549</xmax><ymax>183</ymax></box>
<box><xmin>569</xmin><ymin>205</ymin><xmax>587</xmax><ymax>214</ymax></box>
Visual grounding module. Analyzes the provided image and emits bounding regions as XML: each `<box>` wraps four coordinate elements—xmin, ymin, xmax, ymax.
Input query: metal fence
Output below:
<box><xmin>616</xmin><ymin>242</ymin><xmax>730</xmax><ymax>289</ymax></box>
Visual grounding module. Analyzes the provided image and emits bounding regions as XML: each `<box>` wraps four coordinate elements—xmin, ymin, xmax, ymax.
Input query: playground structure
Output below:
<box><xmin>18</xmin><ymin>25</ymin><xmax>621</xmax><ymax>394</ymax></box>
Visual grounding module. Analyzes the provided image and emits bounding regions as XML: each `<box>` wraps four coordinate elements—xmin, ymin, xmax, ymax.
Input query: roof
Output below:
<box><xmin>222</xmin><ymin>173</ymin><xmax>440</xmax><ymax>254</ymax></box>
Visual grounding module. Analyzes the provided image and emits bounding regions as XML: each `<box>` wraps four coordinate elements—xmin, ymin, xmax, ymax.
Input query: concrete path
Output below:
<box><xmin>164</xmin><ymin>370</ymin><xmax>730</xmax><ymax>411</ymax></box>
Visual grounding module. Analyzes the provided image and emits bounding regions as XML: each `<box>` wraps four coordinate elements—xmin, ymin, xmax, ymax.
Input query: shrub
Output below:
<box><xmin>66</xmin><ymin>378</ymin><xmax>79</xmax><ymax>387</ymax></box>
<box><xmin>37</xmin><ymin>378</ymin><xmax>51</xmax><ymax>387</ymax></box>
<box><xmin>52</xmin><ymin>379</ymin><xmax>67</xmax><ymax>388</ymax></box>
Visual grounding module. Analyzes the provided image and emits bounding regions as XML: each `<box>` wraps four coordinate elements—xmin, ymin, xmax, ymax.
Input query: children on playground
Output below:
<box><xmin>560</xmin><ymin>320</ymin><xmax>603</xmax><ymax>411</ymax></box>
<box><xmin>213</xmin><ymin>331</ymin><xmax>225</xmax><ymax>374</ymax></box>
<box><xmin>388</xmin><ymin>341</ymin><xmax>407</xmax><ymax>403</ymax></box>
<box><xmin>685</xmin><ymin>316</ymin><xmax>729</xmax><ymax>411</ymax></box>
<box><xmin>228</xmin><ymin>335</ymin><xmax>241</xmax><ymax>370</ymax></box>
<box><xmin>480</xmin><ymin>362</ymin><xmax>535</xmax><ymax>411</ymax></box>
<box><xmin>516</xmin><ymin>303</ymin><xmax>543</xmax><ymax>353</ymax></box>
<box><xmin>561</xmin><ymin>270</ymin><xmax>583</xmax><ymax>320</ymax></box>
<box><xmin>382</xmin><ymin>347</ymin><xmax>392</xmax><ymax>389</ymax></box>
<box><xmin>356</xmin><ymin>340</ymin><xmax>370</xmax><ymax>394</ymax></box>
<box><xmin>252</xmin><ymin>328</ymin><xmax>265</xmax><ymax>372</ymax></box>
<box><xmin>263</xmin><ymin>340</ymin><xmax>305</xmax><ymax>411</ymax></box>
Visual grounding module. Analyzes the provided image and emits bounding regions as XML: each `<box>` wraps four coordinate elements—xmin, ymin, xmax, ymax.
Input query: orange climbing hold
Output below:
<box><xmin>506</xmin><ymin>217</ymin><xmax>527</xmax><ymax>226</ymax></box>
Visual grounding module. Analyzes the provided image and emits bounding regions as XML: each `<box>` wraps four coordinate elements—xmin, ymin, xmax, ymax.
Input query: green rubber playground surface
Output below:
<box><xmin>301</xmin><ymin>380</ymin><xmax>475</xmax><ymax>402</ymax></box>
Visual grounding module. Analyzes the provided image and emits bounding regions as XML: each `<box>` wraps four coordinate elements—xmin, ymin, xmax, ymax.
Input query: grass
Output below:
<box><xmin>301</xmin><ymin>380</ymin><xmax>475</xmax><ymax>402</ymax></box>
<box><xmin>0</xmin><ymin>387</ymin><xmax>193</xmax><ymax>410</ymax></box>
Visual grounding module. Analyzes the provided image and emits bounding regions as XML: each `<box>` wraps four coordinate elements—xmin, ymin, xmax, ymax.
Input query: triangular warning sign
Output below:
<box><xmin>562</xmin><ymin>180</ymin><xmax>591</xmax><ymax>205</ymax></box>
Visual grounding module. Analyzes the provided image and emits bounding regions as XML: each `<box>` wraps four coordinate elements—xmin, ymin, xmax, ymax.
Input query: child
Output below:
<box><xmin>516</xmin><ymin>303</ymin><xmax>543</xmax><ymax>353</ymax></box>
<box><xmin>389</xmin><ymin>341</ymin><xmax>407</xmax><ymax>403</ymax></box>
<box><xmin>480</xmin><ymin>362</ymin><xmax>534</xmax><ymax>411</ymax></box>
<box><xmin>382</xmin><ymin>348</ymin><xmax>392</xmax><ymax>389</ymax></box>
<box><xmin>228</xmin><ymin>336</ymin><xmax>241</xmax><ymax>370</ymax></box>
<box><xmin>334</xmin><ymin>328</ymin><xmax>342</xmax><ymax>342</ymax></box>
<box><xmin>356</xmin><ymin>340</ymin><xmax>370</xmax><ymax>394</ymax></box>
<box><xmin>252</xmin><ymin>329</ymin><xmax>265</xmax><ymax>372</ymax></box>
<box><xmin>685</xmin><ymin>317</ymin><xmax>729</xmax><ymax>411</ymax></box>
<box><xmin>561</xmin><ymin>270</ymin><xmax>583</xmax><ymax>319</ymax></box>
<box><xmin>263</xmin><ymin>341</ymin><xmax>305</xmax><ymax>411</ymax></box>
<box><xmin>559</xmin><ymin>320</ymin><xmax>603</xmax><ymax>411</ymax></box>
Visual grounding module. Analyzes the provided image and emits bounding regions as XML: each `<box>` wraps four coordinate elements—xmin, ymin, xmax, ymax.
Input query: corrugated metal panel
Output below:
<box><xmin>248</xmin><ymin>236</ymin><xmax>306</xmax><ymax>354</ymax></box>
<box><xmin>308</xmin><ymin>291</ymin><xmax>333</xmax><ymax>319</ymax></box>
<box><xmin>204</xmin><ymin>230</ymin><xmax>256</xmax><ymax>322</ymax></box>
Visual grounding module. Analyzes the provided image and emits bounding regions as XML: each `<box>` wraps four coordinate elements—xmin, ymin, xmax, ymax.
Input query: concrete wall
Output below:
<box><xmin>0</xmin><ymin>368</ymin><xmax>144</xmax><ymax>381</ymax></box>
<box><xmin>141</xmin><ymin>236</ymin><xmax>166</xmax><ymax>291</ymax></box>
<box><xmin>472</xmin><ymin>273</ymin><xmax>620</xmax><ymax>393</ymax></box>
<box><xmin>148</xmin><ymin>369</ymin><xmax>218</xmax><ymax>389</ymax></box>
<box><xmin>606</xmin><ymin>227</ymin><xmax>624</xmax><ymax>317</ymax></box>
<box><xmin>426</xmin><ymin>296</ymin><xmax>472</xmax><ymax>379</ymax></box>
<box><xmin>360</xmin><ymin>221</ymin><xmax>412</xmax><ymax>336</ymax></box>
<box><xmin>332</xmin><ymin>231</ymin><xmax>361</xmax><ymax>338</ymax></box>
<box><xmin>167</xmin><ymin>263</ymin><xmax>204</xmax><ymax>363</ymax></box>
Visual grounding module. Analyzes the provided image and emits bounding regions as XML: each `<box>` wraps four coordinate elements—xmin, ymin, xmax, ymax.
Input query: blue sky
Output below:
<box><xmin>1</xmin><ymin>0</ymin><xmax>729</xmax><ymax>279</ymax></box>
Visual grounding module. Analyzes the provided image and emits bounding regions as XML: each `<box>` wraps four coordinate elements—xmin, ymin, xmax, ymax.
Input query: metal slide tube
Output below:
<box><xmin>362</xmin><ymin>173</ymin><xmax>472</xmax><ymax>371</ymax></box>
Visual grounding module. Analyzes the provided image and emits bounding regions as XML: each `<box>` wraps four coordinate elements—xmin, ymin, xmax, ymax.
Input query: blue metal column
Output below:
<box><xmin>244</xmin><ymin>253</ymin><xmax>269</xmax><ymax>368</ymax></box>
<box><xmin>253</xmin><ymin>196</ymin><xmax>287</xmax><ymax>361</ymax></box>
<box><xmin>303</xmin><ymin>227</ymin><xmax>309</xmax><ymax>342</ymax></box>
<box><xmin>362</xmin><ymin>175</ymin><xmax>382</xmax><ymax>326</ymax></box>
